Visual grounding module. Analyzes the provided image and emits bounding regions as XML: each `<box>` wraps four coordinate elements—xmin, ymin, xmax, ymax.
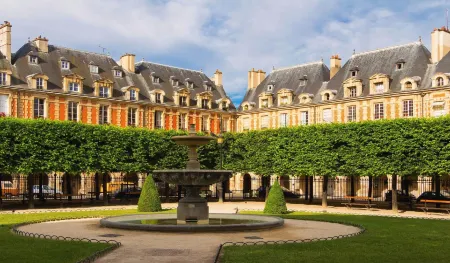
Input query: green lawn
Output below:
<box><xmin>222</xmin><ymin>212</ymin><xmax>450</xmax><ymax>263</ymax></box>
<box><xmin>0</xmin><ymin>209</ymin><xmax>170</xmax><ymax>263</ymax></box>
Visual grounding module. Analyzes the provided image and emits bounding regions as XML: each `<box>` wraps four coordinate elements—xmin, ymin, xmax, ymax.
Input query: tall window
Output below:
<box><xmin>374</xmin><ymin>103</ymin><xmax>384</xmax><ymax>120</ymax></box>
<box><xmin>403</xmin><ymin>100</ymin><xmax>414</xmax><ymax>117</ymax></box>
<box><xmin>261</xmin><ymin>99</ymin><xmax>268</xmax><ymax>108</ymax></box>
<box><xmin>99</xmin><ymin>87</ymin><xmax>109</xmax><ymax>98</ymax></box>
<box><xmin>300</xmin><ymin>111</ymin><xmax>309</xmax><ymax>125</ymax></box>
<box><xmin>323</xmin><ymin>109</ymin><xmax>332</xmax><ymax>123</ymax></box>
<box><xmin>437</xmin><ymin>77</ymin><xmax>444</xmax><ymax>86</ymax></box>
<box><xmin>243</xmin><ymin>118</ymin><xmax>250</xmax><ymax>131</ymax></box>
<box><xmin>129</xmin><ymin>90</ymin><xmax>137</xmax><ymax>101</ymax></box>
<box><xmin>221</xmin><ymin>118</ymin><xmax>228</xmax><ymax>132</ymax></box>
<box><xmin>61</xmin><ymin>61</ymin><xmax>70</xmax><ymax>69</ymax></box>
<box><xmin>154</xmin><ymin>110</ymin><xmax>163</xmax><ymax>129</ymax></box>
<box><xmin>69</xmin><ymin>82</ymin><xmax>79</xmax><ymax>92</ymax></box>
<box><xmin>114</xmin><ymin>70</ymin><xmax>122</xmax><ymax>77</ymax></box>
<box><xmin>222</xmin><ymin>101</ymin><xmax>228</xmax><ymax>110</ymax></box>
<box><xmin>0</xmin><ymin>95</ymin><xmax>9</xmax><ymax>115</ymax></box>
<box><xmin>281</xmin><ymin>96</ymin><xmax>289</xmax><ymax>105</ymax></box>
<box><xmin>351</xmin><ymin>71</ymin><xmax>357</xmax><ymax>77</ymax></box>
<box><xmin>202</xmin><ymin>99</ymin><xmax>209</xmax><ymax>109</ymax></box>
<box><xmin>432</xmin><ymin>102</ymin><xmax>445</xmax><ymax>117</ymax></box>
<box><xmin>33</xmin><ymin>98</ymin><xmax>45</xmax><ymax>119</ymax></box>
<box><xmin>347</xmin><ymin>105</ymin><xmax>357</xmax><ymax>122</ymax></box>
<box><xmin>261</xmin><ymin>115</ymin><xmax>269</xmax><ymax>129</ymax></box>
<box><xmin>201</xmin><ymin>116</ymin><xmax>208</xmax><ymax>131</ymax></box>
<box><xmin>349</xmin><ymin>87</ymin><xmax>357</xmax><ymax>97</ymax></box>
<box><xmin>155</xmin><ymin>93</ymin><xmax>162</xmax><ymax>103</ymax></box>
<box><xmin>99</xmin><ymin>105</ymin><xmax>109</xmax><ymax>124</ymax></box>
<box><xmin>324</xmin><ymin>93</ymin><xmax>330</xmax><ymax>101</ymax></box>
<box><xmin>0</xmin><ymin>72</ymin><xmax>6</xmax><ymax>85</ymax></box>
<box><xmin>280</xmin><ymin>113</ymin><xmax>288</xmax><ymax>127</ymax></box>
<box><xmin>68</xmin><ymin>101</ymin><xmax>78</xmax><ymax>121</ymax></box>
<box><xmin>178</xmin><ymin>113</ymin><xmax>187</xmax><ymax>130</ymax></box>
<box><xmin>375</xmin><ymin>82</ymin><xmax>384</xmax><ymax>93</ymax></box>
<box><xmin>29</xmin><ymin>56</ymin><xmax>38</xmax><ymax>64</ymax></box>
<box><xmin>89</xmin><ymin>65</ymin><xmax>98</xmax><ymax>73</ymax></box>
<box><xmin>36</xmin><ymin>78</ymin><xmax>44</xmax><ymax>90</ymax></box>
<box><xmin>128</xmin><ymin>108</ymin><xmax>137</xmax><ymax>126</ymax></box>
<box><xmin>179</xmin><ymin>96</ymin><xmax>187</xmax><ymax>106</ymax></box>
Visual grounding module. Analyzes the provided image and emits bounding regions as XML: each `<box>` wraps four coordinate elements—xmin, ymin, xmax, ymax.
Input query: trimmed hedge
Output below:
<box><xmin>138</xmin><ymin>175</ymin><xmax>162</xmax><ymax>212</ymax></box>
<box><xmin>263</xmin><ymin>180</ymin><xmax>287</xmax><ymax>214</ymax></box>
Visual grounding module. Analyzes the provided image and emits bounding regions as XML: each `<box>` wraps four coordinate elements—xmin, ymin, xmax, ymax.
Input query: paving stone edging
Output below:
<box><xmin>11</xmin><ymin>217</ymin><xmax>121</xmax><ymax>263</ymax></box>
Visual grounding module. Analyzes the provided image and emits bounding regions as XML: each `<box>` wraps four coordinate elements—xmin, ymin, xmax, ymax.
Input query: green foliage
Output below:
<box><xmin>263</xmin><ymin>180</ymin><xmax>287</xmax><ymax>214</ymax></box>
<box><xmin>138</xmin><ymin>175</ymin><xmax>162</xmax><ymax>212</ymax></box>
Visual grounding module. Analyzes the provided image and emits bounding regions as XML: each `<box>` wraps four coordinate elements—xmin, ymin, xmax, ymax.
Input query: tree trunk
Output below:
<box><xmin>309</xmin><ymin>176</ymin><xmax>314</xmax><ymax>203</ymax></box>
<box><xmin>304</xmin><ymin>176</ymin><xmax>309</xmax><ymax>201</ymax></box>
<box><xmin>392</xmin><ymin>174</ymin><xmax>398</xmax><ymax>212</ymax></box>
<box><xmin>435</xmin><ymin>175</ymin><xmax>441</xmax><ymax>208</ymax></box>
<box><xmin>368</xmin><ymin>176</ymin><xmax>373</xmax><ymax>199</ymax></box>
<box><xmin>39</xmin><ymin>173</ymin><xmax>44</xmax><ymax>201</ymax></box>
<box><xmin>102</xmin><ymin>173</ymin><xmax>108</xmax><ymax>206</ymax></box>
<box><xmin>350</xmin><ymin>175</ymin><xmax>355</xmax><ymax>202</ymax></box>
<box><xmin>322</xmin><ymin>176</ymin><xmax>328</xmax><ymax>208</ymax></box>
<box><xmin>95</xmin><ymin>173</ymin><xmax>100</xmax><ymax>200</ymax></box>
<box><xmin>67</xmin><ymin>174</ymin><xmax>72</xmax><ymax>202</ymax></box>
<box><xmin>28</xmin><ymin>174</ymin><xmax>34</xmax><ymax>209</ymax></box>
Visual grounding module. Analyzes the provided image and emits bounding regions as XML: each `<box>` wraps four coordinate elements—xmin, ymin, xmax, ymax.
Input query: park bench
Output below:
<box><xmin>418</xmin><ymin>200</ymin><xmax>450</xmax><ymax>215</ymax></box>
<box><xmin>342</xmin><ymin>196</ymin><xmax>377</xmax><ymax>210</ymax></box>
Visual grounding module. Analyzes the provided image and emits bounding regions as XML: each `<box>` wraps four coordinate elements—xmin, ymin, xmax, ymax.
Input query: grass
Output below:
<box><xmin>222</xmin><ymin>212</ymin><xmax>450</xmax><ymax>263</ymax></box>
<box><xmin>0</xmin><ymin>209</ymin><xmax>172</xmax><ymax>263</ymax></box>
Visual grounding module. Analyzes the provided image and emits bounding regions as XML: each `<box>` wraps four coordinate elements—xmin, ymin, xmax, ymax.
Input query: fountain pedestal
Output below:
<box><xmin>177</xmin><ymin>186</ymin><xmax>209</xmax><ymax>224</ymax></box>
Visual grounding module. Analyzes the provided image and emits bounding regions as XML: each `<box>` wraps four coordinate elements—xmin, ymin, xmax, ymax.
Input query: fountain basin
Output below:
<box><xmin>100</xmin><ymin>213</ymin><xmax>284</xmax><ymax>232</ymax></box>
<box><xmin>153</xmin><ymin>169</ymin><xmax>233</xmax><ymax>185</ymax></box>
<box><xmin>172</xmin><ymin>135</ymin><xmax>215</xmax><ymax>146</ymax></box>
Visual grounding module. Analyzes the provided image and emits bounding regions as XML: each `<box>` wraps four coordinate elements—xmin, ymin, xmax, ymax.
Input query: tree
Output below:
<box><xmin>263</xmin><ymin>180</ymin><xmax>288</xmax><ymax>214</ymax></box>
<box><xmin>138</xmin><ymin>175</ymin><xmax>162</xmax><ymax>212</ymax></box>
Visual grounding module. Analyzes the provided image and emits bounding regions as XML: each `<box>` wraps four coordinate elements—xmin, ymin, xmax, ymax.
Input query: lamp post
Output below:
<box><xmin>217</xmin><ymin>133</ymin><xmax>224</xmax><ymax>203</ymax></box>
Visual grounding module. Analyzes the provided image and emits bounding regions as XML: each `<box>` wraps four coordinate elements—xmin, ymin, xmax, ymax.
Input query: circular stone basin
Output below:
<box><xmin>172</xmin><ymin>135</ymin><xmax>214</xmax><ymax>146</ymax></box>
<box><xmin>152</xmin><ymin>170</ymin><xmax>233</xmax><ymax>185</ymax></box>
<box><xmin>100</xmin><ymin>214</ymin><xmax>284</xmax><ymax>232</ymax></box>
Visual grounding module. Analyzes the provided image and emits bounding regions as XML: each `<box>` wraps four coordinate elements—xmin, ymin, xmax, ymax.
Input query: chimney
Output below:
<box><xmin>120</xmin><ymin>53</ymin><xmax>136</xmax><ymax>72</ymax></box>
<box><xmin>431</xmin><ymin>26</ymin><xmax>450</xmax><ymax>63</ymax></box>
<box><xmin>213</xmin><ymin>69</ymin><xmax>223</xmax><ymax>86</ymax></box>
<box><xmin>34</xmin><ymin>35</ymin><xmax>48</xmax><ymax>53</ymax></box>
<box><xmin>330</xmin><ymin>54</ymin><xmax>342</xmax><ymax>78</ymax></box>
<box><xmin>247</xmin><ymin>68</ymin><xmax>266</xmax><ymax>89</ymax></box>
<box><xmin>0</xmin><ymin>21</ymin><xmax>12</xmax><ymax>61</ymax></box>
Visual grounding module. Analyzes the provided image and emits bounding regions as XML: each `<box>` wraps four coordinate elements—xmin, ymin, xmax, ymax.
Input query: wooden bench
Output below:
<box><xmin>342</xmin><ymin>196</ymin><xmax>377</xmax><ymax>210</ymax></box>
<box><xmin>418</xmin><ymin>200</ymin><xmax>450</xmax><ymax>214</ymax></box>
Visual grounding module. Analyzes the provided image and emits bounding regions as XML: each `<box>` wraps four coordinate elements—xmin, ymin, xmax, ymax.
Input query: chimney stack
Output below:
<box><xmin>34</xmin><ymin>35</ymin><xmax>48</xmax><ymax>53</ymax></box>
<box><xmin>431</xmin><ymin>26</ymin><xmax>450</xmax><ymax>63</ymax></box>
<box><xmin>213</xmin><ymin>69</ymin><xmax>223</xmax><ymax>86</ymax></box>
<box><xmin>247</xmin><ymin>68</ymin><xmax>266</xmax><ymax>89</ymax></box>
<box><xmin>330</xmin><ymin>54</ymin><xmax>342</xmax><ymax>78</ymax></box>
<box><xmin>120</xmin><ymin>53</ymin><xmax>136</xmax><ymax>72</ymax></box>
<box><xmin>0</xmin><ymin>21</ymin><xmax>12</xmax><ymax>61</ymax></box>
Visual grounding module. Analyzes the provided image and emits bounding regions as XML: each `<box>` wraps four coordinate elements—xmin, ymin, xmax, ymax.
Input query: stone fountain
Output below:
<box><xmin>152</xmin><ymin>124</ymin><xmax>232</xmax><ymax>224</ymax></box>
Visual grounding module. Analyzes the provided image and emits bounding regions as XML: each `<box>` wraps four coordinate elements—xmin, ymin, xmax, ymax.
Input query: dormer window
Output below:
<box><xmin>404</xmin><ymin>81</ymin><xmax>412</xmax><ymax>90</ymax></box>
<box><xmin>321</xmin><ymin>90</ymin><xmax>336</xmax><ymax>101</ymax></box>
<box><xmin>281</xmin><ymin>96</ymin><xmax>288</xmax><ymax>105</ymax></box>
<box><xmin>202</xmin><ymin>99</ymin><xmax>209</xmax><ymax>109</ymax></box>
<box><xmin>130</xmin><ymin>89</ymin><xmax>137</xmax><ymax>101</ymax></box>
<box><xmin>152</xmin><ymin>76</ymin><xmax>160</xmax><ymax>84</ymax></box>
<box><xmin>69</xmin><ymin>82</ymin><xmax>79</xmax><ymax>92</ymax></box>
<box><xmin>99</xmin><ymin>86</ymin><xmax>109</xmax><ymax>98</ymax></box>
<box><xmin>185</xmin><ymin>81</ymin><xmax>193</xmax><ymax>89</ymax></box>
<box><xmin>29</xmin><ymin>56</ymin><xmax>38</xmax><ymax>64</ymax></box>
<box><xmin>262</xmin><ymin>99</ymin><xmax>269</xmax><ymax>108</ymax></box>
<box><xmin>267</xmin><ymin>85</ymin><xmax>274</xmax><ymax>91</ymax></box>
<box><xmin>0</xmin><ymin>72</ymin><xmax>6</xmax><ymax>85</ymax></box>
<box><xmin>244</xmin><ymin>105</ymin><xmax>249</xmax><ymax>110</ymax></box>
<box><xmin>351</xmin><ymin>71</ymin><xmax>357</xmax><ymax>77</ymax></box>
<box><xmin>61</xmin><ymin>60</ymin><xmax>70</xmax><ymax>70</ymax></box>
<box><xmin>114</xmin><ymin>70</ymin><xmax>122</xmax><ymax>77</ymax></box>
<box><xmin>179</xmin><ymin>96</ymin><xmax>187</xmax><ymax>106</ymax></box>
<box><xmin>222</xmin><ymin>101</ymin><xmax>228</xmax><ymax>110</ymax></box>
<box><xmin>375</xmin><ymin>82</ymin><xmax>384</xmax><ymax>94</ymax></box>
<box><xmin>324</xmin><ymin>93</ymin><xmax>330</xmax><ymax>101</ymax></box>
<box><xmin>437</xmin><ymin>77</ymin><xmax>444</xmax><ymax>86</ymax></box>
<box><xmin>36</xmin><ymin>78</ymin><xmax>44</xmax><ymax>90</ymax></box>
<box><xmin>396</xmin><ymin>59</ymin><xmax>405</xmax><ymax>70</ymax></box>
<box><xmin>89</xmin><ymin>64</ymin><xmax>98</xmax><ymax>74</ymax></box>
<box><xmin>299</xmin><ymin>76</ymin><xmax>307</xmax><ymax>86</ymax></box>
<box><xmin>206</xmin><ymin>85</ymin><xmax>212</xmax><ymax>91</ymax></box>
<box><xmin>155</xmin><ymin>93</ymin><xmax>162</xmax><ymax>103</ymax></box>
<box><xmin>349</xmin><ymin>86</ymin><xmax>357</xmax><ymax>97</ymax></box>
<box><xmin>171</xmin><ymin>77</ymin><xmax>179</xmax><ymax>86</ymax></box>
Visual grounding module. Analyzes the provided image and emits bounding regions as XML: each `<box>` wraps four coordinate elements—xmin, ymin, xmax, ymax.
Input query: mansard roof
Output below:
<box><xmin>327</xmin><ymin>42</ymin><xmax>432</xmax><ymax>100</ymax></box>
<box><xmin>240</xmin><ymin>61</ymin><xmax>330</xmax><ymax>109</ymax></box>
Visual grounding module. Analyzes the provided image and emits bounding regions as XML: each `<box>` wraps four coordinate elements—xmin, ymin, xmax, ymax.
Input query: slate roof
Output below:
<box><xmin>327</xmin><ymin>42</ymin><xmax>432</xmax><ymax>100</ymax></box>
<box><xmin>240</xmin><ymin>62</ymin><xmax>330</xmax><ymax>109</ymax></box>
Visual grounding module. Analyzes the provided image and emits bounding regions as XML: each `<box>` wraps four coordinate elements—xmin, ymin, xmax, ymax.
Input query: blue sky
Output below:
<box><xmin>3</xmin><ymin>0</ymin><xmax>450</xmax><ymax>106</ymax></box>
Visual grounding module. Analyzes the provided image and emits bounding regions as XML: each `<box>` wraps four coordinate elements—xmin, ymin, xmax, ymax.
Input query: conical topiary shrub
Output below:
<box><xmin>138</xmin><ymin>175</ymin><xmax>162</xmax><ymax>212</ymax></box>
<box><xmin>263</xmin><ymin>180</ymin><xmax>288</xmax><ymax>214</ymax></box>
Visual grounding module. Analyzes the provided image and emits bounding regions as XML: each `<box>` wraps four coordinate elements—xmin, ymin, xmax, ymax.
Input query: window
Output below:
<box><xmin>437</xmin><ymin>77</ymin><xmax>444</xmax><ymax>86</ymax></box>
<box><xmin>152</xmin><ymin>76</ymin><xmax>159</xmax><ymax>83</ymax></box>
<box><xmin>432</xmin><ymin>102</ymin><xmax>445</xmax><ymax>117</ymax></box>
<box><xmin>347</xmin><ymin>105</ymin><xmax>356</xmax><ymax>122</ymax></box>
<box><xmin>351</xmin><ymin>71</ymin><xmax>357</xmax><ymax>77</ymax></box>
<box><xmin>374</xmin><ymin>103</ymin><xmax>384</xmax><ymax>120</ymax></box>
<box><xmin>0</xmin><ymin>95</ymin><xmax>9</xmax><ymax>115</ymax></box>
<box><xmin>375</xmin><ymin>82</ymin><xmax>384</xmax><ymax>94</ymax></box>
<box><xmin>243</xmin><ymin>105</ymin><xmax>249</xmax><ymax>111</ymax></box>
<box><xmin>267</xmin><ymin>85</ymin><xmax>273</xmax><ymax>91</ymax></box>
<box><xmin>61</xmin><ymin>61</ymin><xmax>70</xmax><ymax>69</ymax></box>
<box><xmin>349</xmin><ymin>87</ymin><xmax>357</xmax><ymax>97</ymax></box>
<box><xmin>404</xmin><ymin>81</ymin><xmax>412</xmax><ymax>90</ymax></box>
<box><xmin>261</xmin><ymin>99</ymin><xmax>268</xmax><ymax>108</ymax></box>
<box><xmin>178</xmin><ymin>113</ymin><xmax>187</xmax><ymax>130</ymax></box>
<box><xmin>0</xmin><ymin>72</ymin><xmax>6</xmax><ymax>85</ymax></box>
<box><xmin>99</xmin><ymin>87</ymin><xmax>109</xmax><ymax>98</ymax></box>
<box><xmin>396</xmin><ymin>63</ymin><xmax>404</xmax><ymax>70</ymax></box>
<box><xmin>403</xmin><ymin>100</ymin><xmax>414</xmax><ymax>117</ymax></box>
<box><xmin>281</xmin><ymin>96</ymin><xmax>289</xmax><ymax>105</ymax></box>
<box><xmin>33</xmin><ymin>98</ymin><xmax>45</xmax><ymax>119</ymax></box>
<box><xmin>68</xmin><ymin>101</ymin><xmax>78</xmax><ymax>121</ymax></box>
<box><xmin>114</xmin><ymin>70</ymin><xmax>122</xmax><ymax>77</ymax></box>
<box><xmin>129</xmin><ymin>89</ymin><xmax>137</xmax><ymax>101</ymax></box>
<box><xmin>300</xmin><ymin>111</ymin><xmax>309</xmax><ymax>125</ymax></box>
<box><xmin>222</xmin><ymin>101</ymin><xmax>228</xmax><ymax>110</ymax></box>
<box><xmin>261</xmin><ymin>115</ymin><xmax>269</xmax><ymax>129</ymax></box>
<box><xmin>324</xmin><ymin>93</ymin><xmax>330</xmax><ymax>101</ymax></box>
<box><xmin>155</xmin><ymin>93</ymin><xmax>162</xmax><ymax>103</ymax></box>
<box><xmin>154</xmin><ymin>110</ymin><xmax>163</xmax><ymax>129</ymax></box>
<box><xmin>201</xmin><ymin>116</ymin><xmax>208</xmax><ymax>131</ymax></box>
<box><xmin>202</xmin><ymin>99</ymin><xmax>209</xmax><ymax>109</ymax></box>
<box><xmin>171</xmin><ymin>79</ymin><xmax>179</xmax><ymax>86</ymax></box>
<box><xmin>36</xmin><ymin>78</ymin><xmax>44</xmax><ymax>90</ymax></box>
<box><xmin>323</xmin><ymin>109</ymin><xmax>332</xmax><ymax>123</ymax></box>
<box><xmin>206</xmin><ymin>85</ymin><xmax>212</xmax><ymax>91</ymax></box>
<box><xmin>29</xmin><ymin>56</ymin><xmax>38</xmax><ymax>64</ymax></box>
<box><xmin>128</xmin><ymin>108</ymin><xmax>137</xmax><ymax>126</ymax></box>
<box><xmin>179</xmin><ymin>96</ymin><xmax>187</xmax><ymax>106</ymax></box>
<box><xmin>99</xmin><ymin>105</ymin><xmax>109</xmax><ymax>124</ymax></box>
<box><xmin>69</xmin><ymin>82</ymin><xmax>79</xmax><ymax>92</ymax></box>
<box><xmin>89</xmin><ymin>65</ymin><xmax>98</xmax><ymax>73</ymax></box>
<box><xmin>280</xmin><ymin>113</ymin><xmax>288</xmax><ymax>127</ymax></box>
<box><xmin>221</xmin><ymin>118</ymin><xmax>228</xmax><ymax>132</ymax></box>
<box><xmin>243</xmin><ymin>117</ymin><xmax>250</xmax><ymax>131</ymax></box>
<box><xmin>299</xmin><ymin>78</ymin><xmax>307</xmax><ymax>86</ymax></box>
